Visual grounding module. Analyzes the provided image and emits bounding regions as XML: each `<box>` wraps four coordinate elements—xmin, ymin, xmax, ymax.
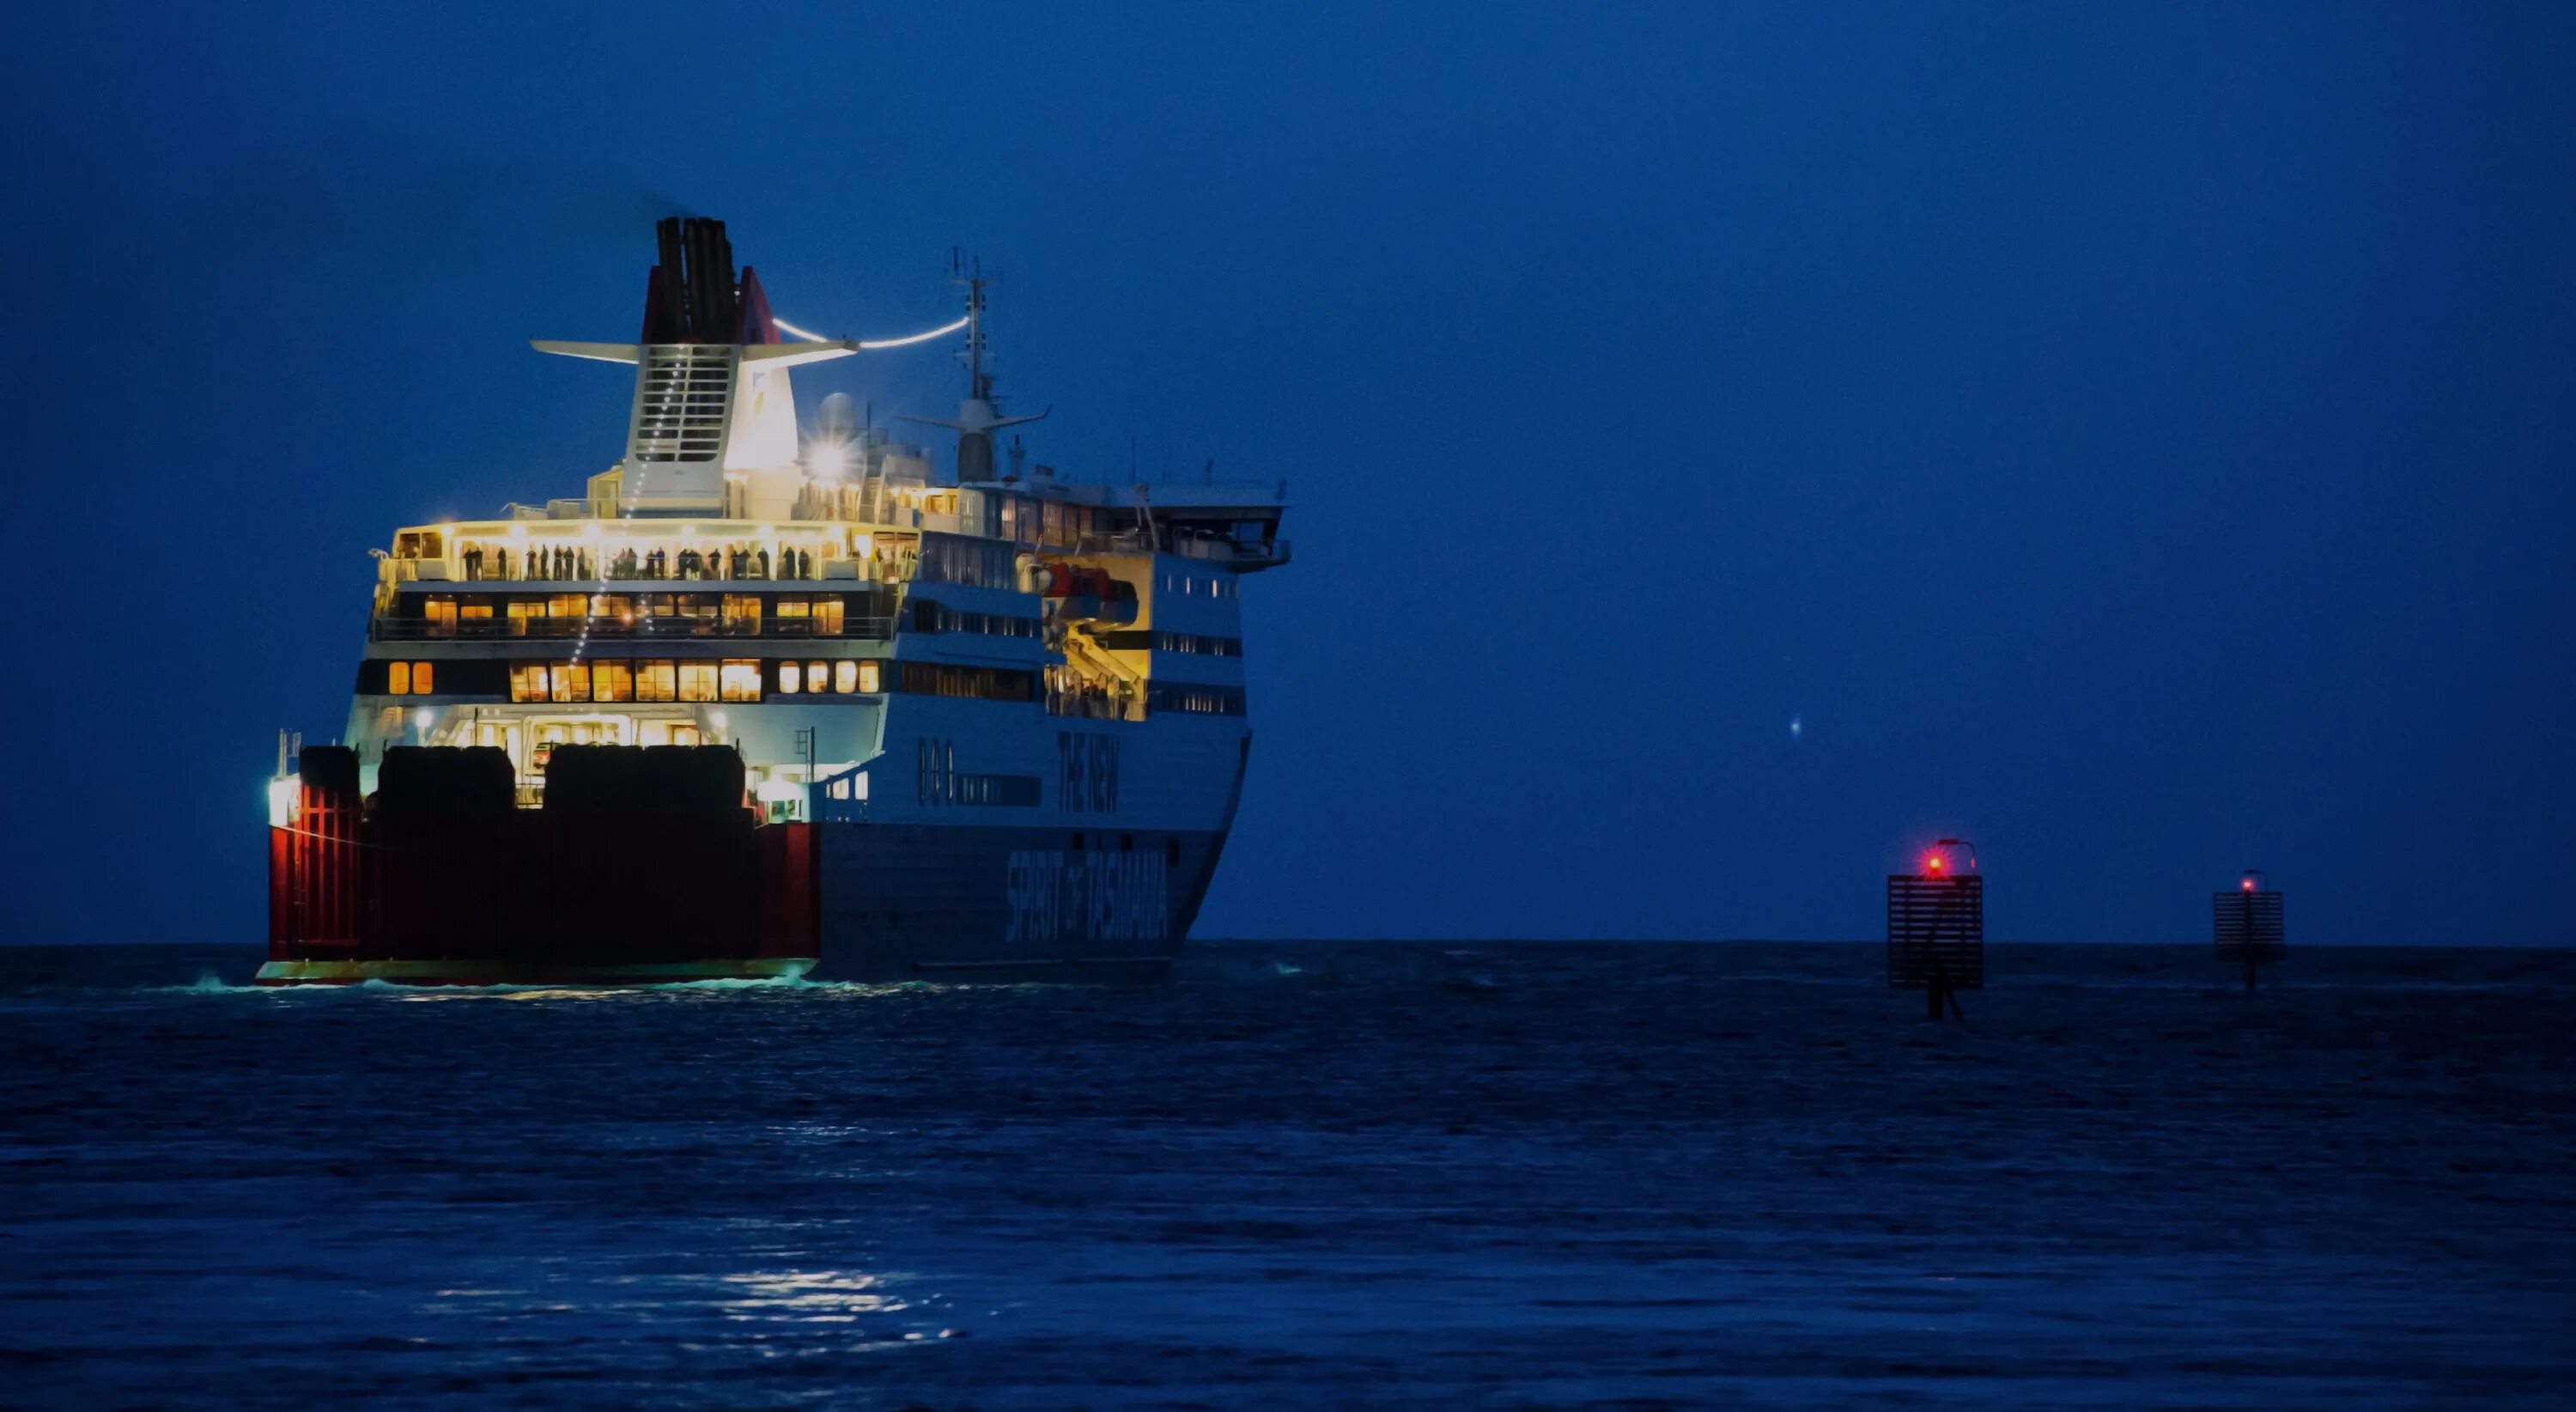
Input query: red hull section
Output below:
<box><xmin>268</xmin><ymin>746</ymin><xmax>817</xmax><ymax>983</ymax></box>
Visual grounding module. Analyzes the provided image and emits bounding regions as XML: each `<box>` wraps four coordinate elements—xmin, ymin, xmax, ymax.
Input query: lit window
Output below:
<box><xmin>815</xmin><ymin>597</ymin><xmax>844</xmax><ymax>634</ymax></box>
<box><xmin>637</xmin><ymin>660</ymin><xmax>676</xmax><ymax>703</ymax></box>
<box><xmin>857</xmin><ymin>659</ymin><xmax>881</xmax><ymax>694</ymax></box>
<box><xmin>834</xmin><ymin>660</ymin><xmax>859</xmax><ymax>694</ymax></box>
<box><xmin>780</xmin><ymin>662</ymin><xmax>803</xmax><ymax>695</ymax></box>
<box><xmin>388</xmin><ymin>661</ymin><xmax>411</xmax><ymax>694</ymax></box>
<box><xmin>425</xmin><ymin>596</ymin><xmax>458</xmax><ymax>636</ymax></box>
<box><xmin>550</xmin><ymin>660</ymin><xmax>590</xmax><ymax>703</ymax></box>
<box><xmin>678</xmin><ymin>661</ymin><xmax>719</xmax><ymax>703</ymax></box>
<box><xmin>670</xmin><ymin>723</ymin><xmax>702</xmax><ymax>746</ymax></box>
<box><xmin>412</xmin><ymin>661</ymin><xmax>433</xmax><ymax>694</ymax></box>
<box><xmin>720</xmin><ymin>660</ymin><xmax>762</xmax><ymax>702</ymax></box>
<box><xmin>592</xmin><ymin>660</ymin><xmax>631</xmax><ymax>703</ymax></box>
<box><xmin>509</xmin><ymin>662</ymin><xmax>548</xmax><ymax>703</ymax></box>
<box><xmin>775</xmin><ymin>598</ymin><xmax>809</xmax><ymax>621</ymax></box>
<box><xmin>721</xmin><ymin>595</ymin><xmax>762</xmax><ymax>634</ymax></box>
<box><xmin>806</xmin><ymin>661</ymin><xmax>826</xmax><ymax>694</ymax></box>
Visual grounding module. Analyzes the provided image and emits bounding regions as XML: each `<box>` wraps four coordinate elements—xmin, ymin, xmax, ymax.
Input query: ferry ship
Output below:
<box><xmin>261</xmin><ymin>217</ymin><xmax>1287</xmax><ymax>984</ymax></box>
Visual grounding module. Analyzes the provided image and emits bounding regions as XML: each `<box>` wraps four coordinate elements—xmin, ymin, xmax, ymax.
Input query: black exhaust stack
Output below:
<box><xmin>640</xmin><ymin>216</ymin><xmax>743</xmax><ymax>344</ymax></box>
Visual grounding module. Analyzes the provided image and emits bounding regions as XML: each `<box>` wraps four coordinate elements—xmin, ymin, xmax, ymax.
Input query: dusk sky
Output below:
<box><xmin>4</xmin><ymin>2</ymin><xmax>2570</xmax><ymax>945</ymax></box>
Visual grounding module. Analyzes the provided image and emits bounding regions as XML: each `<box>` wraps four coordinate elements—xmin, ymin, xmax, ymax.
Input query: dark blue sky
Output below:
<box><xmin>4</xmin><ymin>3</ymin><xmax>2570</xmax><ymax>944</ymax></box>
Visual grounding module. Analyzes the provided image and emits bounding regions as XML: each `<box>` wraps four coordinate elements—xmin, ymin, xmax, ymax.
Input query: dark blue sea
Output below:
<box><xmin>4</xmin><ymin>942</ymin><xmax>2572</xmax><ymax>1409</ymax></box>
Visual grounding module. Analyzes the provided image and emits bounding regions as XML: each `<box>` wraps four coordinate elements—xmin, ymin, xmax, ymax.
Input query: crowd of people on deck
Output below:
<box><xmin>451</xmin><ymin>541</ymin><xmax>835</xmax><ymax>582</ymax></box>
<box><xmin>1045</xmin><ymin>670</ymin><xmax>1134</xmax><ymax>721</ymax></box>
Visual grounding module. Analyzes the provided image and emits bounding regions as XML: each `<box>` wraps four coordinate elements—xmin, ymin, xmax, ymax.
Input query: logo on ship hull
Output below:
<box><xmin>1005</xmin><ymin>848</ymin><xmax>1169</xmax><ymax>944</ymax></box>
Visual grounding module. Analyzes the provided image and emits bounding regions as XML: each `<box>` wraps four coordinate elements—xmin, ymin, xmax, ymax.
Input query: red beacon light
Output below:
<box><xmin>1917</xmin><ymin>838</ymin><xmax>1976</xmax><ymax>879</ymax></box>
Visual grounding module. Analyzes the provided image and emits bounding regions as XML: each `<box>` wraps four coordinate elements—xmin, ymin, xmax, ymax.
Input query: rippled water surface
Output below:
<box><xmin>4</xmin><ymin>941</ymin><xmax>2573</xmax><ymax>1408</ymax></box>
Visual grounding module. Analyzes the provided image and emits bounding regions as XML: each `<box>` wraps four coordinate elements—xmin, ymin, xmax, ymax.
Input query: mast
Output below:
<box><xmin>898</xmin><ymin>250</ymin><xmax>1048</xmax><ymax>483</ymax></box>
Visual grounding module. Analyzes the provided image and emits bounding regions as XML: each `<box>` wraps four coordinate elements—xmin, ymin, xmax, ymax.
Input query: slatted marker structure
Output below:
<box><xmin>1888</xmin><ymin>838</ymin><xmax>1984</xmax><ymax>1020</ymax></box>
<box><xmin>2214</xmin><ymin>868</ymin><xmax>2285</xmax><ymax>991</ymax></box>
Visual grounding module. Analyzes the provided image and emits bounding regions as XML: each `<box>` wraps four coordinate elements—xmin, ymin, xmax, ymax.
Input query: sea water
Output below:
<box><xmin>3</xmin><ymin>941</ymin><xmax>2571</xmax><ymax>1408</ymax></box>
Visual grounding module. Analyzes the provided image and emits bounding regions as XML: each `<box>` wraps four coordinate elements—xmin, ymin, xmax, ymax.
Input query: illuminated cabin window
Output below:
<box><xmin>509</xmin><ymin>662</ymin><xmax>548</xmax><ymax>702</ymax></box>
<box><xmin>806</xmin><ymin>661</ymin><xmax>828</xmax><ymax>696</ymax></box>
<box><xmin>551</xmin><ymin>593</ymin><xmax>586</xmax><ymax>619</ymax></box>
<box><xmin>459</xmin><ymin>600</ymin><xmax>493</xmax><ymax>626</ymax></box>
<box><xmin>637</xmin><ymin>660</ymin><xmax>677</xmax><ymax>703</ymax></box>
<box><xmin>720</xmin><ymin>595</ymin><xmax>762</xmax><ymax>634</ymax></box>
<box><xmin>507</xmin><ymin>600</ymin><xmax>541</xmax><ymax>636</ymax></box>
<box><xmin>411</xmin><ymin>661</ymin><xmax>433</xmax><ymax>693</ymax></box>
<box><xmin>779</xmin><ymin>662</ymin><xmax>803</xmax><ymax>695</ymax></box>
<box><xmin>720</xmin><ymin>660</ymin><xmax>762</xmax><ymax>702</ymax></box>
<box><xmin>816</xmin><ymin>597</ymin><xmax>844</xmax><ymax>635</ymax></box>
<box><xmin>387</xmin><ymin>662</ymin><xmax>411</xmax><ymax>694</ymax></box>
<box><xmin>775</xmin><ymin>599</ymin><xmax>810</xmax><ymax>634</ymax></box>
<box><xmin>678</xmin><ymin>661</ymin><xmax>719</xmax><ymax>703</ymax></box>
<box><xmin>857</xmin><ymin>660</ymin><xmax>881</xmax><ymax>694</ymax></box>
<box><xmin>834</xmin><ymin>660</ymin><xmax>859</xmax><ymax>694</ymax></box>
<box><xmin>595</xmin><ymin>595</ymin><xmax>632</xmax><ymax>625</ymax></box>
<box><xmin>424</xmin><ymin>597</ymin><xmax>459</xmax><ymax>636</ymax></box>
<box><xmin>591</xmin><ymin>660</ymin><xmax>632</xmax><ymax>703</ymax></box>
<box><xmin>550</xmin><ymin>660</ymin><xmax>591</xmax><ymax>703</ymax></box>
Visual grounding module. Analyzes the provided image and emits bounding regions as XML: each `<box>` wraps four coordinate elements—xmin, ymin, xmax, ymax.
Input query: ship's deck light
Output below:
<box><xmin>266</xmin><ymin>777</ymin><xmax>300</xmax><ymax>829</ymax></box>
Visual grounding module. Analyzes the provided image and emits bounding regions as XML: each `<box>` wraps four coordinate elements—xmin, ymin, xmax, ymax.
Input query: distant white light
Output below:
<box><xmin>1789</xmin><ymin>715</ymin><xmax>1803</xmax><ymax>741</ymax></box>
<box><xmin>416</xmin><ymin>709</ymin><xmax>436</xmax><ymax>731</ymax></box>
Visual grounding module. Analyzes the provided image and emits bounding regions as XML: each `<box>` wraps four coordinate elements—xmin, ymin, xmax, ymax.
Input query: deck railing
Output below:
<box><xmin>372</xmin><ymin>615</ymin><xmax>896</xmax><ymax>642</ymax></box>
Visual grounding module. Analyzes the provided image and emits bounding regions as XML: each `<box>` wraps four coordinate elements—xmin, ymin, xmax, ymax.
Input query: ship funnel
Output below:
<box><xmin>532</xmin><ymin>216</ymin><xmax>854</xmax><ymax>517</ymax></box>
<box><xmin>640</xmin><ymin>217</ymin><xmax>771</xmax><ymax>344</ymax></box>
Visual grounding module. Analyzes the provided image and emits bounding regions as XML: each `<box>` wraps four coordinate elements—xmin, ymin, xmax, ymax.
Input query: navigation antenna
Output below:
<box><xmin>897</xmin><ymin>250</ymin><xmax>1049</xmax><ymax>483</ymax></box>
<box><xmin>957</xmin><ymin>249</ymin><xmax>993</xmax><ymax>404</ymax></box>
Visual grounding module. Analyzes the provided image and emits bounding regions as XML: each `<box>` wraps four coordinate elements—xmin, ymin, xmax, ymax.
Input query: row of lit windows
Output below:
<box><xmin>915</xmin><ymin>533</ymin><xmax>1020</xmax><ymax>589</ymax></box>
<box><xmin>497</xmin><ymin>658</ymin><xmax>892</xmax><ymax>703</ymax></box>
<box><xmin>896</xmin><ymin>661</ymin><xmax>1041</xmax><ymax>703</ymax></box>
<box><xmin>1156</xmin><ymin>569</ymin><xmax>1238</xmax><ymax>599</ymax></box>
<box><xmin>910</xmin><ymin>599</ymin><xmax>1042</xmax><ymax>638</ymax></box>
<box><xmin>417</xmin><ymin>593</ymin><xmax>855</xmax><ymax>633</ymax></box>
<box><xmin>1095</xmin><ymin>630</ymin><xmax>1242</xmax><ymax>657</ymax></box>
<box><xmin>373</xmin><ymin>655</ymin><xmax>1035</xmax><ymax>705</ymax></box>
<box><xmin>508</xmin><ymin>660</ymin><xmax>763</xmax><ymax>704</ymax></box>
<box><xmin>1145</xmin><ymin>682</ymin><xmax>1249</xmax><ymax>716</ymax></box>
<box><xmin>778</xmin><ymin>660</ymin><xmax>882</xmax><ymax>695</ymax></box>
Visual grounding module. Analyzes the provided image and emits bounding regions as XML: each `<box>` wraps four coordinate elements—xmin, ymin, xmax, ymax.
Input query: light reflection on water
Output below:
<box><xmin>5</xmin><ymin>940</ymin><xmax>2573</xmax><ymax>1408</ymax></box>
<box><xmin>710</xmin><ymin>1269</ymin><xmax>911</xmax><ymax>1324</ymax></box>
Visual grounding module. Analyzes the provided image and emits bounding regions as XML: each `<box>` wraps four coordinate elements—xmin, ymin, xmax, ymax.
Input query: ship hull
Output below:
<box><xmin>812</xmin><ymin>822</ymin><xmax>1228</xmax><ymax>981</ymax></box>
<box><xmin>260</xmin><ymin>811</ymin><xmax>1228</xmax><ymax>987</ymax></box>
